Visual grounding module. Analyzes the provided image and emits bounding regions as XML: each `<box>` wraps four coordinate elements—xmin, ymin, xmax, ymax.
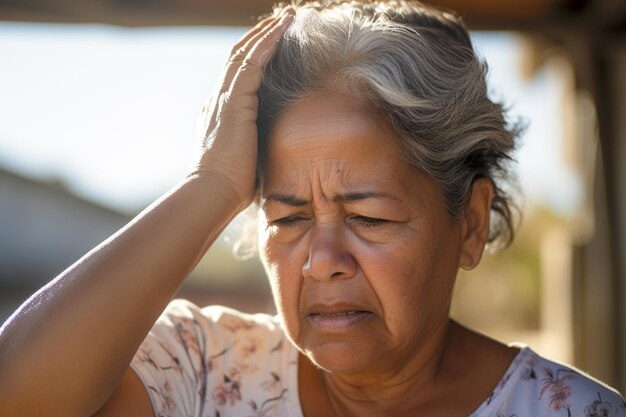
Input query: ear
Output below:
<box><xmin>458</xmin><ymin>177</ymin><xmax>494</xmax><ymax>270</ymax></box>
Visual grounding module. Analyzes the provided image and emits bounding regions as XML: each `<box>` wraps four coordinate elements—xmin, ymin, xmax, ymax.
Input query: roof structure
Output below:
<box><xmin>0</xmin><ymin>0</ymin><xmax>624</xmax><ymax>32</ymax></box>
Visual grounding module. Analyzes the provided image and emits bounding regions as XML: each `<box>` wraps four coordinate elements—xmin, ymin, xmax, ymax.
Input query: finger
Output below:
<box><xmin>229</xmin><ymin>14</ymin><xmax>277</xmax><ymax>57</ymax></box>
<box><xmin>202</xmin><ymin>16</ymin><xmax>280</xmax><ymax>125</ymax></box>
<box><xmin>224</xmin><ymin>8</ymin><xmax>291</xmax><ymax>82</ymax></box>
<box><xmin>204</xmin><ymin>9</ymin><xmax>293</xmax><ymax>128</ymax></box>
<box><xmin>202</xmin><ymin>11</ymin><xmax>287</xmax><ymax>124</ymax></box>
<box><xmin>227</xmin><ymin>9</ymin><xmax>294</xmax><ymax>97</ymax></box>
<box><xmin>223</xmin><ymin>15</ymin><xmax>282</xmax><ymax>85</ymax></box>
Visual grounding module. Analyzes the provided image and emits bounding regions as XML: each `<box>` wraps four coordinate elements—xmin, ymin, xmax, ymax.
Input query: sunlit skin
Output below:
<box><xmin>257</xmin><ymin>93</ymin><xmax>517</xmax><ymax>416</ymax></box>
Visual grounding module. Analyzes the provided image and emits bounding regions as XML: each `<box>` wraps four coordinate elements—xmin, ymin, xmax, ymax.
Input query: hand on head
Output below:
<box><xmin>191</xmin><ymin>7</ymin><xmax>294</xmax><ymax>211</ymax></box>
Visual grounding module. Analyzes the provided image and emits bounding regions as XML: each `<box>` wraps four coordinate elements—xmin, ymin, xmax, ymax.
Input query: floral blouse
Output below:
<box><xmin>131</xmin><ymin>299</ymin><xmax>626</xmax><ymax>417</ymax></box>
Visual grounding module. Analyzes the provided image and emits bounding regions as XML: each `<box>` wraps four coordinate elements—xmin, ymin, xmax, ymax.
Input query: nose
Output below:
<box><xmin>302</xmin><ymin>223</ymin><xmax>358</xmax><ymax>282</ymax></box>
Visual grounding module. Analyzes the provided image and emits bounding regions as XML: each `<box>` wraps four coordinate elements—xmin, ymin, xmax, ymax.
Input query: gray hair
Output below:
<box><xmin>256</xmin><ymin>0</ymin><xmax>521</xmax><ymax>250</ymax></box>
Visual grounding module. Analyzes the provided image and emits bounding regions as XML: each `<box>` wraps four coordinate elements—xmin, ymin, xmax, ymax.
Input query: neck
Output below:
<box><xmin>300</xmin><ymin>320</ymin><xmax>468</xmax><ymax>417</ymax></box>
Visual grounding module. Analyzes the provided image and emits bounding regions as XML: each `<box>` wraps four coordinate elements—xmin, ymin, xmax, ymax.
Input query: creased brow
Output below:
<box><xmin>332</xmin><ymin>191</ymin><xmax>400</xmax><ymax>203</ymax></box>
<box><xmin>262</xmin><ymin>194</ymin><xmax>309</xmax><ymax>208</ymax></box>
<box><xmin>262</xmin><ymin>191</ymin><xmax>399</xmax><ymax>208</ymax></box>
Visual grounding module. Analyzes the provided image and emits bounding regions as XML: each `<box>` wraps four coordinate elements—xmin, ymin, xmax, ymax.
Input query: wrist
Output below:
<box><xmin>185</xmin><ymin>168</ymin><xmax>254</xmax><ymax>216</ymax></box>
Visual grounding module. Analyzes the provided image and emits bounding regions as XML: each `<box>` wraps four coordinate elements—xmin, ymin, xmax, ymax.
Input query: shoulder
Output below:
<box><xmin>130</xmin><ymin>299</ymin><xmax>300</xmax><ymax>417</ymax></box>
<box><xmin>479</xmin><ymin>346</ymin><xmax>626</xmax><ymax>417</ymax></box>
<box><xmin>136</xmin><ymin>299</ymin><xmax>291</xmax><ymax>383</ymax></box>
<box><xmin>143</xmin><ymin>299</ymin><xmax>284</xmax><ymax>351</ymax></box>
<box><xmin>529</xmin><ymin>349</ymin><xmax>626</xmax><ymax>416</ymax></box>
<box><xmin>155</xmin><ymin>298</ymin><xmax>282</xmax><ymax>333</ymax></box>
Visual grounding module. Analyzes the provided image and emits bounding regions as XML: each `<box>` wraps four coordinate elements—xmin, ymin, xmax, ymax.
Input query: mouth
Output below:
<box><xmin>306</xmin><ymin>309</ymin><xmax>374</xmax><ymax>331</ymax></box>
<box><xmin>312</xmin><ymin>311</ymin><xmax>364</xmax><ymax>317</ymax></box>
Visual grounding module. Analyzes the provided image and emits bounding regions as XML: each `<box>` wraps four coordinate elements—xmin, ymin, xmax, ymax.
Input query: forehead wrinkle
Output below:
<box><xmin>332</xmin><ymin>191</ymin><xmax>401</xmax><ymax>203</ymax></box>
<box><xmin>261</xmin><ymin>190</ymin><xmax>402</xmax><ymax>210</ymax></box>
<box><xmin>261</xmin><ymin>193</ymin><xmax>309</xmax><ymax>209</ymax></box>
<box><xmin>263</xmin><ymin>158</ymin><xmax>405</xmax><ymax>210</ymax></box>
<box><xmin>310</xmin><ymin>161</ymin><xmax>331</xmax><ymax>210</ymax></box>
<box><xmin>261</xmin><ymin>157</ymin><xmax>336</xmax><ymax>210</ymax></box>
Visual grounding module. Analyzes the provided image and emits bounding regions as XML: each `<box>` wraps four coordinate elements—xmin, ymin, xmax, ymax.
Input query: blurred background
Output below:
<box><xmin>1</xmin><ymin>0</ymin><xmax>625</xmax><ymax>394</ymax></box>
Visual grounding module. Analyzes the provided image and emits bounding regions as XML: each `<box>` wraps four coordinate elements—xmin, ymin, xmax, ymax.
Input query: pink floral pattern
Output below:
<box><xmin>586</xmin><ymin>392</ymin><xmax>619</xmax><ymax>417</ymax></box>
<box><xmin>131</xmin><ymin>300</ymin><xmax>626</xmax><ymax>417</ymax></box>
<box><xmin>540</xmin><ymin>368</ymin><xmax>575</xmax><ymax>415</ymax></box>
<box><xmin>472</xmin><ymin>347</ymin><xmax>626</xmax><ymax>417</ymax></box>
<box><xmin>131</xmin><ymin>300</ymin><xmax>298</xmax><ymax>417</ymax></box>
<box><xmin>212</xmin><ymin>375</ymin><xmax>242</xmax><ymax>406</ymax></box>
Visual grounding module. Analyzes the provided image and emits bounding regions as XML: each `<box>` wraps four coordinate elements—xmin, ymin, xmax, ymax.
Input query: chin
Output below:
<box><xmin>303</xmin><ymin>341</ymin><xmax>376</xmax><ymax>374</ymax></box>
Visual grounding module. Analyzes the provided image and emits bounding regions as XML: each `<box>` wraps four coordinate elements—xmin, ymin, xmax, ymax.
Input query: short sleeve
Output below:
<box><xmin>129</xmin><ymin>299</ymin><xmax>302</xmax><ymax>417</ymax></box>
<box><xmin>474</xmin><ymin>347</ymin><xmax>626</xmax><ymax>417</ymax></box>
<box><xmin>130</xmin><ymin>299</ymin><xmax>214</xmax><ymax>417</ymax></box>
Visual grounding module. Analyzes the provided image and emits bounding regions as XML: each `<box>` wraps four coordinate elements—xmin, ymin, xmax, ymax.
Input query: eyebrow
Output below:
<box><xmin>333</xmin><ymin>191</ymin><xmax>400</xmax><ymax>203</ymax></box>
<box><xmin>262</xmin><ymin>191</ymin><xmax>400</xmax><ymax>207</ymax></box>
<box><xmin>263</xmin><ymin>194</ymin><xmax>309</xmax><ymax>207</ymax></box>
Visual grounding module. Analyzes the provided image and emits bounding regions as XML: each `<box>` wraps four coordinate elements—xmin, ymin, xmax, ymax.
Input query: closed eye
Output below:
<box><xmin>272</xmin><ymin>215</ymin><xmax>309</xmax><ymax>226</ymax></box>
<box><xmin>350</xmin><ymin>215</ymin><xmax>388</xmax><ymax>229</ymax></box>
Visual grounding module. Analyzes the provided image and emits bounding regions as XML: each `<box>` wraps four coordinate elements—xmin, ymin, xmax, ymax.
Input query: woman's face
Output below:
<box><xmin>258</xmin><ymin>93</ymin><xmax>469</xmax><ymax>375</ymax></box>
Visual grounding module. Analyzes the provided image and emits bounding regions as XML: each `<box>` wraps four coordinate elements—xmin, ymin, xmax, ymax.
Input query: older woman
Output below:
<box><xmin>0</xmin><ymin>1</ymin><xmax>623</xmax><ymax>417</ymax></box>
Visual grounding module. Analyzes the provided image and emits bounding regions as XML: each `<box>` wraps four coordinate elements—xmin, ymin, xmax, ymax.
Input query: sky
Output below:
<box><xmin>0</xmin><ymin>23</ymin><xmax>581</xmax><ymax>216</ymax></box>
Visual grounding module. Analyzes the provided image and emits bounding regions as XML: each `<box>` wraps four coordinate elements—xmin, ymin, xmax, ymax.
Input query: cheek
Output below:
<box><xmin>259</xmin><ymin>234</ymin><xmax>305</xmax><ymax>338</ymax></box>
<box><xmin>354</xmin><ymin>232</ymin><xmax>457</xmax><ymax>328</ymax></box>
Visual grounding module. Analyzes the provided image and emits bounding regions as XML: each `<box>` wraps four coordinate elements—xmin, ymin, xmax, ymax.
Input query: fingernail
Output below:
<box><xmin>280</xmin><ymin>11</ymin><xmax>294</xmax><ymax>25</ymax></box>
<box><xmin>280</xmin><ymin>6</ymin><xmax>295</xmax><ymax>17</ymax></box>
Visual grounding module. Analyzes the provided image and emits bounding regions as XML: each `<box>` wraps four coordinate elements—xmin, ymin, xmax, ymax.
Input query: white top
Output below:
<box><xmin>131</xmin><ymin>299</ymin><xmax>625</xmax><ymax>417</ymax></box>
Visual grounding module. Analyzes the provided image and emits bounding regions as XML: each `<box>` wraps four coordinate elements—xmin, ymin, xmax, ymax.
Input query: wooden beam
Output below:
<box><xmin>0</xmin><ymin>0</ymin><xmax>565</xmax><ymax>29</ymax></box>
<box><xmin>438</xmin><ymin>0</ymin><xmax>553</xmax><ymax>20</ymax></box>
<box><xmin>0</xmin><ymin>0</ymin><xmax>272</xmax><ymax>27</ymax></box>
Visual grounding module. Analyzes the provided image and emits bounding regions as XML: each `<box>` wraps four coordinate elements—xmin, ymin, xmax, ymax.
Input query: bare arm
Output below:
<box><xmin>0</xmin><ymin>9</ymin><xmax>293</xmax><ymax>417</ymax></box>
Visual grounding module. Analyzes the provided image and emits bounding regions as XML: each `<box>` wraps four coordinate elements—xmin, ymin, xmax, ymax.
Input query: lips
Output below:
<box><xmin>315</xmin><ymin>311</ymin><xmax>360</xmax><ymax>317</ymax></box>
<box><xmin>306</xmin><ymin>302</ymin><xmax>372</xmax><ymax>316</ymax></box>
<box><xmin>306</xmin><ymin>303</ymin><xmax>374</xmax><ymax>332</ymax></box>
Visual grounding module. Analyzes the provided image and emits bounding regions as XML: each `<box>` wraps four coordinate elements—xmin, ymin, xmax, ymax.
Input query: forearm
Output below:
<box><xmin>0</xmin><ymin>173</ymin><xmax>242</xmax><ymax>417</ymax></box>
<box><xmin>0</xmin><ymin>6</ymin><xmax>293</xmax><ymax>414</ymax></box>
